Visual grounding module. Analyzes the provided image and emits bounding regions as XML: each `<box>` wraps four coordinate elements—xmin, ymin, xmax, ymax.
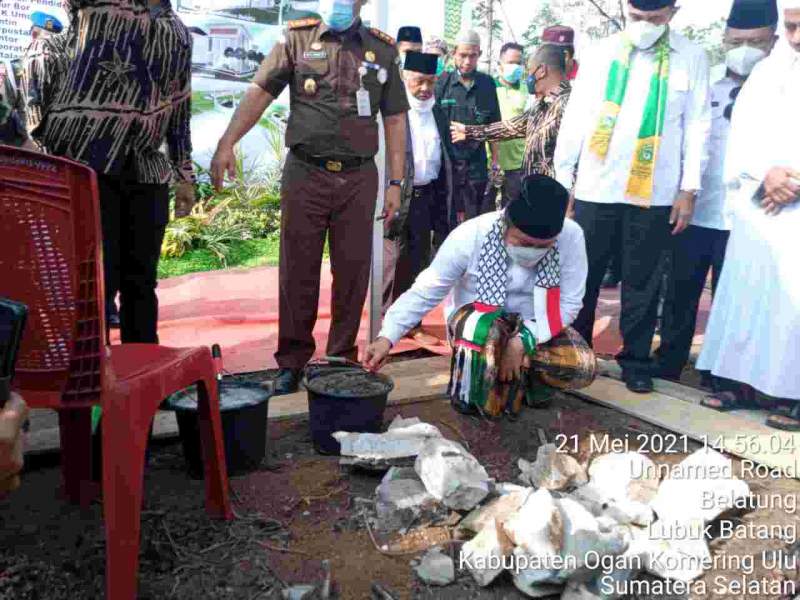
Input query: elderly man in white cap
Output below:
<box><xmin>435</xmin><ymin>29</ymin><xmax>501</xmax><ymax>226</ymax></box>
<box><xmin>696</xmin><ymin>1</ymin><xmax>800</xmax><ymax>430</ymax></box>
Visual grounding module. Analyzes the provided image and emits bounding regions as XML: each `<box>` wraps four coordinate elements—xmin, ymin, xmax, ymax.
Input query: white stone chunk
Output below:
<box><xmin>518</xmin><ymin>444</ymin><xmax>589</xmax><ymax>491</ymax></box>
<box><xmin>650</xmin><ymin>448</ymin><xmax>750</xmax><ymax>524</ymax></box>
<box><xmin>570</xmin><ymin>483</ymin><xmax>655</xmax><ymax>527</ymax></box>
<box><xmin>414</xmin><ymin>438</ymin><xmax>491</xmax><ymax>511</ymax></box>
<box><xmin>333</xmin><ymin>422</ymin><xmax>443</xmax><ymax>460</ymax></box>
<box><xmin>458</xmin><ymin>488</ymin><xmax>532</xmax><ymax>536</ymax></box>
<box><xmin>588</xmin><ymin>452</ymin><xmax>660</xmax><ymax>505</ymax></box>
<box><xmin>460</xmin><ymin>519</ymin><xmax>514</xmax><ymax>586</ymax></box>
<box><xmin>503</xmin><ymin>488</ymin><xmax>562</xmax><ymax>557</ymax></box>
<box><xmin>414</xmin><ymin>548</ymin><xmax>455</xmax><ymax>586</ymax></box>
<box><xmin>388</xmin><ymin>415</ymin><xmax>422</xmax><ymax>430</ymax></box>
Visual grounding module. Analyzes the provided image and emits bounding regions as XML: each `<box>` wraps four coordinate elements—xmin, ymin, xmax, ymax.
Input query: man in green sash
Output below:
<box><xmin>555</xmin><ymin>0</ymin><xmax>711</xmax><ymax>393</ymax></box>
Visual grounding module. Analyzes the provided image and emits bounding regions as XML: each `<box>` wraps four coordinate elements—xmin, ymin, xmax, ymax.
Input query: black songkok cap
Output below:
<box><xmin>506</xmin><ymin>175</ymin><xmax>569</xmax><ymax>240</ymax></box>
<box><xmin>397</xmin><ymin>26</ymin><xmax>423</xmax><ymax>44</ymax></box>
<box><xmin>727</xmin><ymin>0</ymin><xmax>779</xmax><ymax>29</ymax></box>
<box><xmin>403</xmin><ymin>51</ymin><xmax>439</xmax><ymax>75</ymax></box>
<box><xmin>629</xmin><ymin>0</ymin><xmax>676</xmax><ymax>10</ymax></box>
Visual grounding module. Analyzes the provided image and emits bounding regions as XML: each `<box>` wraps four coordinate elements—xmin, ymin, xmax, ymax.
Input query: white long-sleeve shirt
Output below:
<box><xmin>555</xmin><ymin>30</ymin><xmax>711</xmax><ymax>207</ymax></box>
<box><xmin>692</xmin><ymin>76</ymin><xmax>739</xmax><ymax>231</ymax></box>
<box><xmin>379</xmin><ymin>212</ymin><xmax>588</xmax><ymax>346</ymax></box>
<box><xmin>407</xmin><ymin>93</ymin><xmax>442</xmax><ymax>186</ymax></box>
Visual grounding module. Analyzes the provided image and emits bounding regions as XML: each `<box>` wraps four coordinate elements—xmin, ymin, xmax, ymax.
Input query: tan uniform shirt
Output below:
<box><xmin>253</xmin><ymin>17</ymin><xmax>409</xmax><ymax>160</ymax></box>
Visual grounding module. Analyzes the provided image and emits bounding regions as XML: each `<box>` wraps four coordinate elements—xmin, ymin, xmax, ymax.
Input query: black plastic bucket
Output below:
<box><xmin>166</xmin><ymin>381</ymin><xmax>271</xmax><ymax>478</ymax></box>
<box><xmin>304</xmin><ymin>363</ymin><xmax>394</xmax><ymax>455</ymax></box>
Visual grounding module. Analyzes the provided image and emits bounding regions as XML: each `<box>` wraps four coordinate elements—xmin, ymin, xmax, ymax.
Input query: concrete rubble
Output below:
<box><xmin>461</xmin><ymin>519</ymin><xmax>515</xmax><ymax>586</ymax></box>
<box><xmin>333</xmin><ymin>417</ymin><xmax>443</xmax><ymax>468</ymax></box>
<box><xmin>353</xmin><ymin>418</ymin><xmax>749</xmax><ymax>598</ymax></box>
<box><xmin>415</xmin><ymin>438</ymin><xmax>492</xmax><ymax>511</ymax></box>
<box><xmin>414</xmin><ymin>547</ymin><xmax>455</xmax><ymax>586</ymax></box>
<box><xmin>458</xmin><ymin>488</ymin><xmax>532</xmax><ymax>536</ymax></box>
<box><xmin>518</xmin><ymin>444</ymin><xmax>589</xmax><ymax>491</ymax></box>
<box><xmin>651</xmin><ymin>448</ymin><xmax>751</xmax><ymax>524</ymax></box>
<box><xmin>375</xmin><ymin>467</ymin><xmax>440</xmax><ymax>532</ymax></box>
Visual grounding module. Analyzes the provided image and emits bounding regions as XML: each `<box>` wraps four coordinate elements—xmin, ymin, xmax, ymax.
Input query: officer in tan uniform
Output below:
<box><xmin>211</xmin><ymin>0</ymin><xmax>409</xmax><ymax>395</ymax></box>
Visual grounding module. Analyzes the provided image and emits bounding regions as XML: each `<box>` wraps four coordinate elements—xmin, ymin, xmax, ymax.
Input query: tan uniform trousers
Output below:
<box><xmin>275</xmin><ymin>152</ymin><xmax>378</xmax><ymax>369</ymax></box>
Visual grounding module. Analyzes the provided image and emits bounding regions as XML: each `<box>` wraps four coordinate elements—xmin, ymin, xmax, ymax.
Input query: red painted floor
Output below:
<box><xmin>146</xmin><ymin>264</ymin><xmax>712</xmax><ymax>374</ymax></box>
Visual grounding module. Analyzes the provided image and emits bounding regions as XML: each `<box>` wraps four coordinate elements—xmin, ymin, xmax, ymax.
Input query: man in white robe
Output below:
<box><xmin>696</xmin><ymin>3</ymin><xmax>800</xmax><ymax>428</ymax></box>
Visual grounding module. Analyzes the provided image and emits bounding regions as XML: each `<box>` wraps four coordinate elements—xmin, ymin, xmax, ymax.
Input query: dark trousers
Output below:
<box><xmin>275</xmin><ymin>153</ymin><xmax>377</xmax><ymax>369</ymax></box>
<box><xmin>655</xmin><ymin>225</ymin><xmax>730</xmax><ymax>376</ymax></box>
<box><xmin>573</xmin><ymin>200</ymin><xmax>672</xmax><ymax>375</ymax></box>
<box><xmin>393</xmin><ymin>183</ymin><xmax>449</xmax><ymax>300</ymax></box>
<box><xmin>98</xmin><ymin>176</ymin><xmax>169</xmax><ymax>344</ymax></box>
<box><xmin>453</xmin><ymin>160</ymin><xmax>490</xmax><ymax>220</ymax></box>
<box><xmin>500</xmin><ymin>169</ymin><xmax>524</xmax><ymax>209</ymax></box>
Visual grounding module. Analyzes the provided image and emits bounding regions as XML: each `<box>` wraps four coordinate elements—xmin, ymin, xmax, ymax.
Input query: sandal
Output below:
<box><xmin>700</xmin><ymin>391</ymin><xmax>749</xmax><ymax>412</ymax></box>
<box><xmin>766</xmin><ymin>403</ymin><xmax>800</xmax><ymax>432</ymax></box>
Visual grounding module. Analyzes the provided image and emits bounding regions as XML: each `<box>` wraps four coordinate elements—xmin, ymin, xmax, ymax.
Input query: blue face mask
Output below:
<box><xmin>318</xmin><ymin>0</ymin><xmax>356</xmax><ymax>32</ymax></box>
<box><xmin>501</xmin><ymin>63</ymin><xmax>523</xmax><ymax>84</ymax></box>
<box><xmin>526</xmin><ymin>73</ymin><xmax>537</xmax><ymax>95</ymax></box>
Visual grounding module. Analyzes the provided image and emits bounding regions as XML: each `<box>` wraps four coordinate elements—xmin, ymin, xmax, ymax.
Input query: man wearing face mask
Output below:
<box><xmin>211</xmin><ymin>0</ymin><xmax>409</xmax><ymax>395</ymax></box>
<box><xmin>396</xmin><ymin>26</ymin><xmax>423</xmax><ymax>73</ymax></box>
<box><xmin>696</xmin><ymin>0</ymin><xmax>800</xmax><ymax>429</ymax></box>
<box><xmin>382</xmin><ymin>52</ymin><xmax>451</xmax><ymax>345</ymax></box>
<box><xmin>365</xmin><ymin>175</ymin><xmax>595</xmax><ymax>417</ymax></box>
<box><xmin>436</xmin><ymin>29</ymin><xmax>502</xmax><ymax>225</ymax></box>
<box><xmin>481</xmin><ymin>42</ymin><xmax>528</xmax><ymax>209</ymax></box>
<box><xmin>542</xmin><ymin>25</ymin><xmax>579</xmax><ymax>81</ymax></box>
<box><xmin>655</xmin><ymin>0</ymin><xmax>778</xmax><ymax>384</ymax></box>
<box><xmin>555</xmin><ymin>0</ymin><xmax>711</xmax><ymax>394</ymax></box>
<box><xmin>450</xmin><ymin>44</ymin><xmax>570</xmax><ymax>185</ymax></box>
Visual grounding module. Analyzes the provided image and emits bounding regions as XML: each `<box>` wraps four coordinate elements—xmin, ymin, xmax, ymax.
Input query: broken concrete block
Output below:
<box><xmin>561</xmin><ymin>582</ymin><xmax>605</xmax><ymax>600</ymax></box>
<box><xmin>570</xmin><ymin>483</ymin><xmax>655</xmax><ymax>527</ymax></box>
<box><xmin>388</xmin><ymin>415</ymin><xmax>422</xmax><ymax>430</ymax></box>
<box><xmin>414</xmin><ymin>438</ymin><xmax>491</xmax><ymax>511</ymax></box>
<box><xmin>460</xmin><ymin>519</ymin><xmax>514</xmax><ymax>586</ymax></box>
<box><xmin>334</xmin><ymin>422</ymin><xmax>443</xmax><ymax>464</ymax></box>
<box><xmin>458</xmin><ymin>488</ymin><xmax>532</xmax><ymax>536</ymax></box>
<box><xmin>503</xmin><ymin>488</ymin><xmax>562</xmax><ymax>557</ymax></box>
<box><xmin>511</xmin><ymin>571</ymin><xmax>564</xmax><ymax>599</ymax></box>
<box><xmin>281</xmin><ymin>585</ymin><xmax>317</xmax><ymax>600</ymax></box>
<box><xmin>556</xmin><ymin>497</ymin><xmax>628</xmax><ymax>580</ymax></box>
<box><xmin>518</xmin><ymin>444</ymin><xmax>588</xmax><ymax>491</ymax></box>
<box><xmin>639</xmin><ymin>519</ymin><xmax>711</xmax><ymax>582</ymax></box>
<box><xmin>588</xmin><ymin>452</ymin><xmax>660</xmax><ymax>505</ymax></box>
<box><xmin>650</xmin><ymin>448</ymin><xmax>750</xmax><ymax>524</ymax></box>
<box><xmin>414</xmin><ymin>547</ymin><xmax>455</xmax><ymax>586</ymax></box>
<box><xmin>494</xmin><ymin>482</ymin><xmax>528</xmax><ymax>495</ymax></box>
<box><xmin>375</xmin><ymin>468</ymin><xmax>442</xmax><ymax>532</ymax></box>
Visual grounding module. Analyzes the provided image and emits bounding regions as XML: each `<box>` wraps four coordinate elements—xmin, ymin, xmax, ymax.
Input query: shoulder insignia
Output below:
<box><xmin>288</xmin><ymin>18</ymin><xmax>320</xmax><ymax>30</ymax></box>
<box><xmin>368</xmin><ymin>27</ymin><xmax>395</xmax><ymax>46</ymax></box>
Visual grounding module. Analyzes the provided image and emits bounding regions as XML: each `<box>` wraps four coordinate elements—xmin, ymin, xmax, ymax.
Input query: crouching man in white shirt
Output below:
<box><xmin>364</xmin><ymin>174</ymin><xmax>596</xmax><ymax>418</ymax></box>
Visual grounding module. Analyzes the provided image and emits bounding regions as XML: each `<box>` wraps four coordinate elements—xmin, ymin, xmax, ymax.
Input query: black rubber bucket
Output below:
<box><xmin>304</xmin><ymin>363</ymin><xmax>394</xmax><ymax>455</ymax></box>
<box><xmin>166</xmin><ymin>381</ymin><xmax>271</xmax><ymax>478</ymax></box>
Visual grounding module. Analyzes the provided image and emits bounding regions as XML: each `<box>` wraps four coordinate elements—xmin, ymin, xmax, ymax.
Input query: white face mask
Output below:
<box><xmin>627</xmin><ymin>21</ymin><xmax>667</xmax><ymax>50</ymax></box>
<box><xmin>406</xmin><ymin>88</ymin><xmax>435</xmax><ymax>111</ymax></box>
<box><xmin>506</xmin><ymin>245</ymin><xmax>550</xmax><ymax>268</ymax></box>
<box><xmin>725</xmin><ymin>45</ymin><xmax>768</xmax><ymax>76</ymax></box>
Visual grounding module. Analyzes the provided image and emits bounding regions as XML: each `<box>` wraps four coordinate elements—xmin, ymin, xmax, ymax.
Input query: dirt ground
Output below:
<box><xmin>2</xmin><ymin>365</ymin><xmax>800</xmax><ymax>599</ymax></box>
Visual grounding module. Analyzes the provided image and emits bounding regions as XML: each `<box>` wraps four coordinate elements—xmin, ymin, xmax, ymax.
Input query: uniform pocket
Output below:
<box><xmin>296</xmin><ymin>59</ymin><xmax>330</xmax><ymax>92</ymax></box>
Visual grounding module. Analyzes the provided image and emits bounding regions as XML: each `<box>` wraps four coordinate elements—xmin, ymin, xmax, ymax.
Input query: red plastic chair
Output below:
<box><xmin>0</xmin><ymin>145</ymin><xmax>232</xmax><ymax>599</ymax></box>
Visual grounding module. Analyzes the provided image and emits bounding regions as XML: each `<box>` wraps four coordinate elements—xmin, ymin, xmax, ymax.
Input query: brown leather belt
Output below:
<box><xmin>291</xmin><ymin>148</ymin><xmax>372</xmax><ymax>173</ymax></box>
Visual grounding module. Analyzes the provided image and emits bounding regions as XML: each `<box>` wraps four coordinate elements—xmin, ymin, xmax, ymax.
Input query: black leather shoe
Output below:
<box><xmin>623</xmin><ymin>371</ymin><xmax>654</xmax><ymax>394</ymax></box>
<box><xmin>272</xmin><ymin>368</ymin><xmax>301</xmax><ymax>395</ymax></box>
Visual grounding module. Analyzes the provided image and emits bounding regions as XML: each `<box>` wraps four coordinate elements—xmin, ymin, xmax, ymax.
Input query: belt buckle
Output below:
<box><xmin>325</xmin><ymin>160</ymin><xmax>343</xmax><ymax>173</ymax></box>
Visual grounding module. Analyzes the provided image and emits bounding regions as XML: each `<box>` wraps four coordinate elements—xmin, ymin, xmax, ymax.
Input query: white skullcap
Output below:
<box><xmin>455</xmin><ymin>29</ymin><xmax>481</xmax><ymax>47</ymax></box>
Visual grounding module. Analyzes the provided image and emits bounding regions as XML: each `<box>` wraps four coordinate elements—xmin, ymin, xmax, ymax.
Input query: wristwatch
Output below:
<box><xmin>388</xmin><ymin>179</ymin><xmax>403</xmax><ymax>188</ymax></box>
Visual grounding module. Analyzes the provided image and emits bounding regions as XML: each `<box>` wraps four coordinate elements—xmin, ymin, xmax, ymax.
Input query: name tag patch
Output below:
<box><xmin>303</xmin><ymin>50</ymin><xmax>328</xmax><ymax>60</ymax></box>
